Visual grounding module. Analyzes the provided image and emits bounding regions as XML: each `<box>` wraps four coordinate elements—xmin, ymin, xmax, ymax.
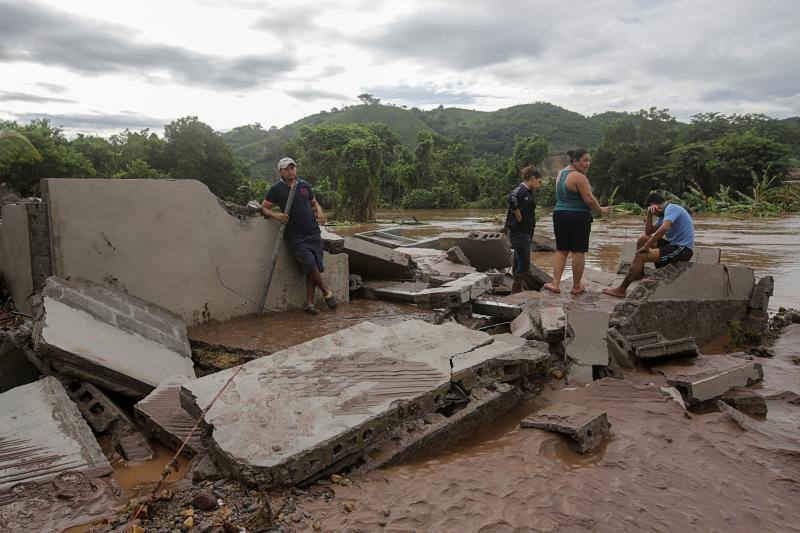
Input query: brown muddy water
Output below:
<box><xmin>336</xmin><ymin>209</ymin><xmax>800</xmax><ymax>311</ymax></box>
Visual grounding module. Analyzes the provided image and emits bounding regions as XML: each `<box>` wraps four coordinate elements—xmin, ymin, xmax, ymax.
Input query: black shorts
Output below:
<box><xmin>552</xmin><ymin>210</ymin><xmax>592</xmax><ymax>253</ymax></box>
<box><xmin>286</xmin><ymin>233</ymin><xmax>325</xmax><ymax>274</ymax></box>
<box><xmin>655</xmin><ymin>239</ymin><xmax>693</xmax><ymax>268</ymax></box>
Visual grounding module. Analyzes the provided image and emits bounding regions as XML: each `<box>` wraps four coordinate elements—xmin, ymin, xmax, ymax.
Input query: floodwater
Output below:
<box><xmin>334</xmin><ymin>209</ymin><xmax>800</xmax><ymax>311</ymax></box>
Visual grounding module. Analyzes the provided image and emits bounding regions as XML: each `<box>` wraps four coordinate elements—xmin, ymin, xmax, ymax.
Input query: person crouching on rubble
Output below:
<box><xmin>261</xmin><ymin>157</ymin><xmax>338</xmax><ymax>315</ymax></box>
<box><xmin>505</xmin><ymin>165</ymin><xmax>542</xmax><ymax>293</ymax></box>
<box><xmin>602</xmin><ymin>192</ymin><xmax>695</xmax><ymax>299</ymax></box>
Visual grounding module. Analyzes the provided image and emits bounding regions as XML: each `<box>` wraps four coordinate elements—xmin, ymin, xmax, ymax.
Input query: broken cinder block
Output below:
<box><xmin>32</xmin><ymin>276</ymin><xmax>196</xmax><ymax>398</ymax></box>
<box><xmin>135</xmin><ymin>375</ymin><xmax>205</xmax><ymax>457</ymax></box>
<box><xmin>635</xmin><ymin>337</ymin><xmax>699</xmax><ymax>362</ymax></box>
<box><xmin>605</xmin><ymin>328</ymin><xmax>635</xmax><ymax>369</ymax></box>
<box><xmin>438</xmin><ymin>231</ymin><xmax>512</xmax><ymax>271</ymax></box>
<box><xmin>656</xmin><ymin>354</ymin><xmax>763</xmax><ymax>405</ymax></box>
<box><xmin>520</xmin><ymin>403</ymin><xmax>611</xmax><ymax>453</ymax></box>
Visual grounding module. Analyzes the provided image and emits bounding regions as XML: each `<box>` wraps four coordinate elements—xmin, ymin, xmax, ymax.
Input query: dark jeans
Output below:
<box><xmin>509</xmin><ymin>230</ymin><xmax>533</xmax><ymax>278</ymax></box>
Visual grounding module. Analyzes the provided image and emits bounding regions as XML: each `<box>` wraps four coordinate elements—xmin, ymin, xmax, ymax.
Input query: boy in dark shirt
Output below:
<box><xmin>261</xmin><ymin>157</ymin><xmax>337</xmax><ymax>315</ymax></box>
<box><xmin>505</xmin><ymin>166</ymin><xmax>542</xmax><ymax>293</ymax></box>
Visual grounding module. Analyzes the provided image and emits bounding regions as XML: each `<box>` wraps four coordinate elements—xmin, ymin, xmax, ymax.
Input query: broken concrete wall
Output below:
<box><xmin>40</xmin><ymin>179</ymin><xmax>348</xmax><ymax>323</ymax></box>
<box><xmin>181</xmin><ymin>320</ymin><xmax>548</xmax><ymax>489</ymax></box>
<box><xmin>0</xmin><ymin>202</ymin><xmax>51</xmax><ymax>314</ymax></box>
<box><xmin>32</xmin><ymin>276</ymin><xmax>196</xmax><ymax>397</ymax></box>
<box><xmin>343</xmin><ymin>236</ymin><xmax>416</xmax><ymax>280</ymax></box>
<box><xmin>610</xmin><ymin>263</ymin><xmax>755</xmax><ymax>344</ymax></box>
<box><xmin>438</xmin><ymin>232</ymin><xmax>512</xmax><ymax>271</ymax></box>
<box><xmin>0</xmin><ymin>377</ymin><xmax>112</xmax><ymax>492</ymax></box>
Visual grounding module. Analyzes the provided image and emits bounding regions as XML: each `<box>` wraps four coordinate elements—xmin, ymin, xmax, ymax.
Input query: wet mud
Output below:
<box><xmin>188</xmin><ymin>299</ymin><xmax>434</xmax><ymax>352</ymax></box>
<box><xmin>303</xmin><ymin>374</ymin><xmax>800</xmax><ymax>532</ymax></box>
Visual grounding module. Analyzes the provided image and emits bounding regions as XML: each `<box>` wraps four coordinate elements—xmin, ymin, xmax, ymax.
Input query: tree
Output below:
<box><xmin>0</xmin><ymin>119</ymin><xmax>94</xmax><ymax>195</ymax></box>
<box><xmin>0</xmin><ymin>128</ymin><xmax>41</xmax><ymax>166</ymax></box>
<box><xmin>508</xmin><ymin>134</ymin><xmax>549</xmax><ymax>183</ymax></box>
<box><xmin>357</xmin><ymin>93</ymin><xmax>381</xmax><ymax>105</ymax></box>
<box><xmin>161</xmin><ymin>116</ymin><xmax>246</xmax><ymax>198</ymax></box>
<box><xmin>72</xmin><ymin>134</ymin><xmax>118</xmax><ymax>177</ymax></box>
<box><xmin>707</xmin><ymin>130</ymin><xmax>791</xmax><ymax>192</ymax></box>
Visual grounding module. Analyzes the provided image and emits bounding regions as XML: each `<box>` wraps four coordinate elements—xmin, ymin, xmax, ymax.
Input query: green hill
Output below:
<box><xmin>223</xmin><ymin>105</ymin><xmax>433</xmax><ymax>178</ymax></box>
<box><xmin>224</xmin><ymin>102</ymin><xmax>622</xmax><ymax>178</ymax></box>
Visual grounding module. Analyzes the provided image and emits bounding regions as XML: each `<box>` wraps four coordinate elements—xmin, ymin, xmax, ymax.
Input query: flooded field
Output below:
<box><xmin>335</xmin><ymin>209</ymin><xmax>800</xmax><ymax>311</ymax></box>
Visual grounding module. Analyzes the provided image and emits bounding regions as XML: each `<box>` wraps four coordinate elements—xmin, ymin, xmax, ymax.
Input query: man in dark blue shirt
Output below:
<box><xmin>261</xmin><ymin>157</ymin><xmax>337</xmax><ymax>315</ymax></box>
<box><xmin>505</xmin><ymin>166</ymin><xmax>542</xmax><ymax>293</ymax></box>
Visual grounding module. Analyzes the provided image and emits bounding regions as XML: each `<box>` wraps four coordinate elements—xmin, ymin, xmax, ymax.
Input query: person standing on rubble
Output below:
<box><xmin>544</xmin><ymin>149</ymin><xmax>612</xmax><ymax>295</ymax></box>
<box><xmin>261</xmin><ymin>157</ymin><xmax>338</xmax><ymax>315</ymax></box>
<box><xmin>602</xmin><ymin>192</ymin><xmax>694</xmax><ymax>298</ymax></box>
<box><xmin>505</xmin><ymin>165</ymin><xmax>542</xmax><ymax>293</ymax></box>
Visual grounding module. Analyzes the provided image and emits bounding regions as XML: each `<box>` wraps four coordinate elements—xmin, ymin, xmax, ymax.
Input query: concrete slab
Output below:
<box><xmin>635</xmin><ymin>337</ymin><xmax>699</xmax><ymax>362</ymax></box>
<box><xmin>520</xmin><ymin>403</ymin><xmax>610</xmax><ymax>453</ymax></box>
<box><xmin>532</xmin><ymin>306</ymin><xmax>566</xmax><ymax>343</ymax></box>
<box><xmin>565</xmin><ymin>309</ymin><xmax>611</xmax><ymax>366</ymax></box>
<box><xmin>617</xmin><ymin>242</ymin><xmax>721</xmax><ymax>274</ymax></box>
<box><xmin>369</xmin><ymin>273</ymin><xmax>490</xmax><ymax>308</ymax></box>
<box><xmin>320</xmin><ymin>226</ymin><xmax>345</xmax><ymax>254</ymax></box>
<box><xmin>181</xmin><ymin>320</ymin><xmax>544</xmax><ymax>488</ymax></box>
<box><xmin>438</xmin><ymin>232</ymin><xmax>512</xmax><ymax>271</ymax></box>
<box><xmin>446</xmin><ymin>246</ymin><xmax>471</xmax><ymax>266</ymax></box>
<box><xmin>605</xmin><ymin>328</ymin><xmax>635</xmax><ymax>369</ymax></box>
<box><xmin>0</xmin><ymin>201</ymin><xmax>51</xmax><ymax>315</ymax></box>
<box><xmin>0</xmin><ymin>377</ymin><xmax>112</xmax><ymax>492</ymax></box>
<box><xmin>471</xmin><ymin>298</ymin><xmax>523</xmax><ymax>319</ymax></box>
<box><xmin>510</xmin><ymin>311</ymin><xmax>534</xmax><ymax>339</ymax></box>
<box><xmin>32</xmin><ymin>276</ymin><xmax>195</xmax><ymax>398</ymax></box>
<box><xmin>719</xmin><ymin>388</ymin><xmax>768</xmax><ymax>415</ymax></box>
<box><xmin>353</xmin><ymin>229</ymin><xmax>420</xmax><ymax>248</ymax></box>
<box><xmin>135</xmin><ymin>375</ymin><xmax>205</xmax><ymax>457</ymax></box>
<box><xmin>343</xmin><ymin>237</ymin><xmax>416</xmax><ymax>280</ymax></box>
<box><xmin>656</xmin><ymin>355</ymin><xmax>764</xmax><ymax>404</ymax></box>
<box><xmin>402</xmin><ymin>247</ymin><xmax>475</xmax><ymax>278</ymax></box>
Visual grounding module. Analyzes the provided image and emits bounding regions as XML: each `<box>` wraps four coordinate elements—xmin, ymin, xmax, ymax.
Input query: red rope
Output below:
<box><xmin>129</xmin><ymin>365</ymin><xmax>243</xmax><ymax>527</ymax></box>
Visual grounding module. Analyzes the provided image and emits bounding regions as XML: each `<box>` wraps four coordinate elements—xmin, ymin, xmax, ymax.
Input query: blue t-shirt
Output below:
<box><xmin>656</xmin><ymin>203</ymin><xmax>694</xmax><ymax>248</ymax></box>
<box><xmin>264</xmin><ymin>178</ymin><xmax>320</xmax><ymax>238</ymax></box>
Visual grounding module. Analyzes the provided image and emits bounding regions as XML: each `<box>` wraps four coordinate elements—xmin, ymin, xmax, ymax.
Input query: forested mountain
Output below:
<box><xmin>223</xmin><ymin>102</ymin><xmax>616</xmax><ymax>178</ymax></box>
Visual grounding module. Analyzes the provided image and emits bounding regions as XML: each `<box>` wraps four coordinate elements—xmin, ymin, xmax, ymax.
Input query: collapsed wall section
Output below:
<box><xmin>41</xmin><ymin>179</ymin><xmax>348</xmax><ymax>323</ymax></box>
<box><xmin>0</xmin><ymin>202</ymin><xmax>51</xmax><ymax>314</ymax></box>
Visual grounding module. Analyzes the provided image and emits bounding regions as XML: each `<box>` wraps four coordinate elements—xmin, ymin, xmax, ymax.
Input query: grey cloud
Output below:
<box><xmin>371</xmin><ymin>85</ymin><xmax>482</xmax><ymax>106</ymax></box>
<box><xmin>286</xmin><ymin>87</ymin><xmax>348</xmax><ymax>101</ymax></box>
<box><xmin>11</xmin><ymin>111</ymin><xmax>168</xmax><ymax>132</ymax></box>
<box><xmin>0</xmin><ymin>91</ymin><xmax>76</xmax><ymax>104</ymax></box>
<box><xmin>353</xmin><ymin>9</ymin><xmax>549</xmax><ymax>70</ymax></box>
<box><xmin>0</xmin><ymin>2</ymin><xmax>296</xmax><ymax>90</ymax></box>
<box><xmin>35</xmin><ymin>82</ymin><xmax>68</xmax><ymax>93</ymax></box>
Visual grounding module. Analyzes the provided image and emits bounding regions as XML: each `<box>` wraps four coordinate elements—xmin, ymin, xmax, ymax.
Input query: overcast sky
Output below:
<box><xmin>1</xmin><ymin>0</ymin><xmax>798</xmax><ymax>136</ymax></box>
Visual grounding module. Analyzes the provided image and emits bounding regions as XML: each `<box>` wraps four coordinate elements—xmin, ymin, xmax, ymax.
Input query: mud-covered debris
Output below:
<box><xmin>520</xmin><ymin>403</ymin><xmax>610</xmax><ymax>453</ymax></box>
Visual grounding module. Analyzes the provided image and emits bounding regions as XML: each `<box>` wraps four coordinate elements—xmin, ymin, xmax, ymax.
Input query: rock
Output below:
<box><xmin>291</xmin><ymin>512</ymin><xmax>302</xmax><ymax>523</ymax></box>
<box><xmin>343</xmin><ymin>502</ymin><xmax>355</xmax><ymax>513</ymax></box>
<box><xmin>520</xmin><ymin>403</ymin><xmax>610</xmax><ymax>453</ymax></box>
<box><xmin>519</xmin><ymin>265</ymin><xmax>553</xmax><ymax>292</ymax></box>
<box><xmin>748</xmin><ymin>276</ymin><xmax>774</xmax><ymax>311</ymax></box>
<box><xmin>183</xmin><ymin>516</ymin><xmax>194</xmax><ymax>528</ymax></box>
<box><xmin>747</xmin><ymin>346</ymin><xmax>776</xmax><ymax>358</ymax></box>
<box><xmin>531</xmin><ymin>306</ymin><xmax>566</xmax><ymax>342</ymax></box>
<box><xmin>191</xmin><ymin>492</ymin><xmax>218</xmax><ymax>511</ymax></box>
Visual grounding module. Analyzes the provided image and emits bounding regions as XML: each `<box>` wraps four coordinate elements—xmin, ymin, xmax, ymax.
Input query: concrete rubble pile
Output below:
<box><xmin>180</xmin><ymin>320</ymin><xmax>554</xmax><ymax>488</ymax></box>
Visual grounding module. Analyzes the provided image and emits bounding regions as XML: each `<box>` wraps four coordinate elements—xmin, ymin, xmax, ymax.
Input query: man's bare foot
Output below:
<box><xmin>570</xmin><ymin>283</ymin><xmax>586</xmax><ymax>295</ymax></box>
<box><xmin>543</xmin><ymin>282</ymin><xmax>561</xmax><ymax>294</ymax></box>
<box><xmin>602</xmin><ymin>287</ymin><xmax>626</xmax><ymax>298</ymax></box>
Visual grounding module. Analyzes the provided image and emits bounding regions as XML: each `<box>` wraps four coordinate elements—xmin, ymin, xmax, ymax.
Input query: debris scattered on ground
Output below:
<box><xmin>520</xmin><ymin>403</ymin><xmax>611</xmax><ymax>453</ymax></box>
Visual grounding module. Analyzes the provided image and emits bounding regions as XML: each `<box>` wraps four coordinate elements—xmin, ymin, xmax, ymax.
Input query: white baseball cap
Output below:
<box><xmin>277</xmin><ymin>157</ymin><xmax>296</xmax><ymax>170</ymax></box>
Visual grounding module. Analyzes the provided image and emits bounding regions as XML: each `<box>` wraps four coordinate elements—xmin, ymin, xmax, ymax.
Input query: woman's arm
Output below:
<box><xmin>575</xmin><ymin>173</ymin><xmax>612</xmax><ymax>215</ymax></box>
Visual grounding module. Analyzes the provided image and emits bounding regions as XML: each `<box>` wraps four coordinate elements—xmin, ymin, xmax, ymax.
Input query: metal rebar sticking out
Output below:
<box><xmin>256</xmin><ymin>181</ymin><xmax>298</xmax><ymax>316</ymax></box>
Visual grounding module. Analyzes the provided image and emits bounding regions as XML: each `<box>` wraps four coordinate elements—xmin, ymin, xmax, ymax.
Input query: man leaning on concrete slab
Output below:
<box><xmin>261</xmin><ymin>157</ymin><xmax>338</xmax><ymax>315</ymax></box>
<box><xmin>603</xmin><ymin>192</ymin><xmax>694</xmax><ymax>299</ymax></box>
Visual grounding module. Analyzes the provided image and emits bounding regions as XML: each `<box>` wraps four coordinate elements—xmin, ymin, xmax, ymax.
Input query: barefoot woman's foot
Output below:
<box><xmin>570</xmin><ymin>283</ymin><xmax>586</xmax><ymax>295</ymax></box>
<box><xmin>602</xmin><ymin>287</ymin><xmax>626</xmax><ymax>298</ymax></box>
<box><xmin>543</xmin><ymin>282</ymin><xmax>561</xmax><ymax>294</ymax></box>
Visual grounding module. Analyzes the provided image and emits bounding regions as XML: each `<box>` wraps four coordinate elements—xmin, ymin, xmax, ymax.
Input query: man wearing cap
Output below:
<box><xmin>261</xmin><ymin>157</ymin><xmax>337</xmax><ymax>315</ymax></box>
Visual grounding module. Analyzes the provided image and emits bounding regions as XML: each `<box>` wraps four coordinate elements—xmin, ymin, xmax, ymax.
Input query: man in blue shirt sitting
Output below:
<box><xmin>603</xmin><ymin>192</ymin><xmax>694</xmax><ymax>298</ymax></box>
<box><xmin>261</xmin><ymin>157</ymin><xmax>337</xmax><ymax>315</ymax></box>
